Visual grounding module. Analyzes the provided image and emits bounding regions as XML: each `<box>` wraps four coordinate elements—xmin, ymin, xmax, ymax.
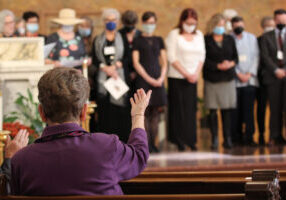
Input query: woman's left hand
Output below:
<box><xmin>157</xmin><ymin>76</ymin><xmax>165</xmax><ymax>86</ymax></box>
<box><xmin>115</xmin><ymin>61</ymin><xmax>122</xmax><ymax>68</ymax></box>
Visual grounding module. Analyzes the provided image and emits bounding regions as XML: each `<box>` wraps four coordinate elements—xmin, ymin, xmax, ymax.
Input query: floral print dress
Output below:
<box><xmin>46</xmin><ymin>32</ymin><xmax>86</xmax><ymax>68</ymax></box>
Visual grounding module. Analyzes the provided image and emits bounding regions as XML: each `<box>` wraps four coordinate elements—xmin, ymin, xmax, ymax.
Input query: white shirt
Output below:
<box><xmin>166</xmin><ymin>28</ymin><xmax>206</xmax><ymax>79</ymax></box>
<box><xmin>231</xmin><ymin>31</ymin><xmax>259</xmax><ymax>87</ymax></box>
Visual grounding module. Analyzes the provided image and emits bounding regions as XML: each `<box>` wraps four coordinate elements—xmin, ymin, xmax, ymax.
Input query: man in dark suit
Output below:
<box><xmin>257</xmin><ymin>16</ymin><xmax>275</xmax><ymax>145</ymax></box>
<box><xmin>260</xmin><ymin>9</ymin><xmax>286</xmax><ymax>145</ymax></box>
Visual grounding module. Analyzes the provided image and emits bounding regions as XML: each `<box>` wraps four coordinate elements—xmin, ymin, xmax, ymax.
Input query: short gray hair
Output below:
<box><xmin>261</xmin><ymin>16</ymin><xmax>274</xmax><ymax>28</ymax></box>
<box><xmin>102</xmin><ymin>8</ymin><xmax>120</xmax><ymax>21</ymax></box>
<box><xmin>0</xmin><ymin>9</ymin><xmax>15</xmax><ymax>33</ymax></box>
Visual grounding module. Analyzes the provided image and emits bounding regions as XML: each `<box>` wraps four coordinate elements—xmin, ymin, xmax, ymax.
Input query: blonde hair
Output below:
<box><xmin>205</xmin><ymin>13</ymin><xmax>225</xmax><ymax>35</ymax></box>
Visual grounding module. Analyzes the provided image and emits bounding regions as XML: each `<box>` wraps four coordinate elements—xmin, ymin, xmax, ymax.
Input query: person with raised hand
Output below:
<box><xmin>11</xmin><ymin>67</ymin><xmax>151</xmax><ymax>196</ymax></box>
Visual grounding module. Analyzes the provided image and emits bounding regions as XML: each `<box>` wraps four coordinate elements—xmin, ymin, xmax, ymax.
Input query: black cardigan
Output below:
<box><xmin>203</xmin><ymin>34</ymin><xmax>239</xmax><ymax>83</ymax></box>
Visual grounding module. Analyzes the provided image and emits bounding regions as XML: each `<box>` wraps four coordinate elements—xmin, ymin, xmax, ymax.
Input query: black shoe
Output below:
<box><xmin>246</xmin><ymin>140</ymin><xmax>258</xmax><ymax>147</ymax></box>
<box><xmin>211</xmin><ymin>136</ymin><xmax>218</xmax><ymax>150</ymax></box>
<box><xmin>223</xmin><ymin>138</ymin><xmax>233</xmax><ymax>149</ymax></box>
<box><xmin>259</xmin><ymin>137</ymin><xmax>265</xmax><ymax>146</ymax></box>
<box><xmin>177</xmin><ymin>143</ymin><xmax>185</xmax><ymax>152</ymax></box>
<box><xmin>149</xmin><ymin>145</ymin><xmax>160</xmax><ymax>153</ymax></box>
<box><xmin>277</xmin><ymin>136</ymin><xmax>286</xmax><ymax>145</ymax></box>
<box><xmin>232</xmin><ymin>140</ymin><xmax>244</xmax><ymax>147</ymax></box>
<box><xmin>269</xmin><ymin>137</ymin><xmax>286</xmax><ymax>146</ymax></box>
<box><xmin>189</xmin><ymin>145</ymin><xmax>197</xmax><ymax>151</ymax></box>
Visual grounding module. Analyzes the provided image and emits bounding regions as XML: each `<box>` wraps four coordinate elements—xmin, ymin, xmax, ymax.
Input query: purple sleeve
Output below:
<box><xmin>113</xmin><ymin>128</ymin><xmax>149</xmax><ymax>181</ymax></box>
<box><xmin>11</xmin><ymin>156</ymin><xmax>20</xmax><ymax>195</ymax></box>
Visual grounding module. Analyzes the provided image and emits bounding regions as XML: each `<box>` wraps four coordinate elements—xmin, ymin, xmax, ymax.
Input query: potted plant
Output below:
<box><xmin>4</xmin><ymin>89</ymin><xmax>44</xmax><ymax>143</ymax></box>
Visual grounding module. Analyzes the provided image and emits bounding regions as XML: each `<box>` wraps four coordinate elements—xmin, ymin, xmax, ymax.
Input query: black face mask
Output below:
<box><xmin>124</xmin><ymin>25</ymin><xmax>135</xmax><ymax>33</ymax></box>
<box><xmin>234</xmin><ymin>26</ymin><xmax>244</xmax><ymax>35</ymax></box>
<box><xmin>277</xmin><ymin>23</ymin><xmax>285</xmax><ymax>30</ymax></box>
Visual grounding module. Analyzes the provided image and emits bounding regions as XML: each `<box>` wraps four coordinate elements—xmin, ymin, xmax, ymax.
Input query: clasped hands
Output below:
<box><xmin>217</xmin><ymin>60</ymin><xmax>235</xmax><ymax>71</ymax></box>
<box><xmin>101</xmin><ymin>61</ymin><xmax>123</xmax><ymax>79</ymax></box>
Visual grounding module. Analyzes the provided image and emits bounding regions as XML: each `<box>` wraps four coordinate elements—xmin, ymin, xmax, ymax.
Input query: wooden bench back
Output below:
<box><xmin>1</xmin><ymin>194</ymin><xmax>245</xmax><ymax>200</ymax></box>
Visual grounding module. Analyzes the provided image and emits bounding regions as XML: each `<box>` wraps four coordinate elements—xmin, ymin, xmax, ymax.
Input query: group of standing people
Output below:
<box><xmin>1</xmin><ymin>7</ymin><xmax>286</xmax><ymax>153</ymax></box>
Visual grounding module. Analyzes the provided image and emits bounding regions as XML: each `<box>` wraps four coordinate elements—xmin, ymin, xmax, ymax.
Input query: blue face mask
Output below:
<box><xmin>106</xmin><ymin>22</ymin><xmax>117</xmax><ymax>31</ymax></box>
<box><xmin>26</xmin><ymin>23</ymin><xmax>39</xmax><ymax>33</ymax></box>
<box><xmin>213</xmin><ymin>26</ymin><xmax>225</xmax><ymax>35</ymax></box>
<box><xmin>142</xmin><ymin>24</ymin><xmax>156</xmax><ymax>34</ymax></box>
<box><xmin>78</xmin><ymin>27</ymin><xmax>91</xmax><ymax>37</ymax></box>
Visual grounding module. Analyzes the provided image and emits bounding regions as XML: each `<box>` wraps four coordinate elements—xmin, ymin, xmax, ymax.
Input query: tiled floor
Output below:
<box><xmin>146</xmin><ymin>145</ymin><xmax>286</xmax><ymax>171</ymax></box>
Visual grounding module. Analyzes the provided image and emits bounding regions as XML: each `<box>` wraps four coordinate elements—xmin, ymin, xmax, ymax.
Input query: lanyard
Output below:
<box><xmin>35</xmin><ymin>131</ymin><xmax>88</xmax><ymax>143</ymax></box>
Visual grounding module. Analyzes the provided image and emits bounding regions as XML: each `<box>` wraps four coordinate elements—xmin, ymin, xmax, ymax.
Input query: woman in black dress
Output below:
<box><xmin>132</xmin><ymin>11</ymin><xmax>167</xmax><ymax>153</ymax></box>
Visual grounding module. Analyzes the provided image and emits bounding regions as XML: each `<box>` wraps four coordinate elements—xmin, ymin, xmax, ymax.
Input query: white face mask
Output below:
<box><xmin>183</xmin><ymin>24</ymin><xmax>196</xmax><ymax>33</ymax></box>
<box><xmin>17</xmin><ymin>27</ymin><xmax>25</xmax><ymax>35</ymax></box>
<box><xmin>62</xmin><ymin>25</ymin><xmax>74</xmax><ymax>33</ymax></box>
<box><xmin>264</xmin><ymin>26</ymin><xmax>275</xmax><ymax>33</ymax></box>
<box><xmin>226</xmin><ymin>21</ymin><xmax>232</xmax><ymax>32</ymax></box>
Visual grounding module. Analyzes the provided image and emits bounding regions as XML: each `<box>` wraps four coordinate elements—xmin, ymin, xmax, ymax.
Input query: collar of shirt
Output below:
<box><xmin>40</xmin><ymin>123</ymin><xmax>87</xmax><ymax>138</ymax></box>
<box><xmin>275</xmin><ymin>27</ymin><xmax>286</xmax><ymax>34</ymax></box>
<box><xmin>275</xmin><ymin>27</ymin><xmax>286</xmax><ymax>38</ymax></box>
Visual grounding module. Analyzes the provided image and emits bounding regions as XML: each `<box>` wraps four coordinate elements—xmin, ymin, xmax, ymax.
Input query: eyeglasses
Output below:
<box><xmin>4</xmin><ymin>20</ymin><xmax>15</xmax><ymax>25</ymax></box>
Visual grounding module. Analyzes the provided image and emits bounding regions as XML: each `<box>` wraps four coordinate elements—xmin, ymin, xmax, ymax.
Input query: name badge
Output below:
<box><xmin>239</xmin><ymin>55</ymin><xmax>247</xmax><ymax>62</ymax></box>
<box><xmin>277</xmin><ymin>50</ymin><xmax>284</xmax><ymax>60</ymax></box>
<box><xmin>104</xmin><ymin>46</ymin><xmax>116</xmax><ymax>55</ymax></box>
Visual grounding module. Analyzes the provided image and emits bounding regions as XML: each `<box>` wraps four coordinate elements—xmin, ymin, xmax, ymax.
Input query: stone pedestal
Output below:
<box><xmin>0</xmin><ymin>65</ymin><xmax>53</xmax><ymax>116</ymax></box>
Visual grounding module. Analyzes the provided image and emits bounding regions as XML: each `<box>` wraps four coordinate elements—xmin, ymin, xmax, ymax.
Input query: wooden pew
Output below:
<box><xmin>1</xmin><ymin>194</ymin><xmax>245</xmax><ymax>200</ymax></box>
<box><xmin>1</xmin><ymin>170</ymin><xmax>282</xmax><ymax>198</ymax></box>
<box><xmin>120</xmin><ymin>170</ymin><xmax>286</xmax><ymax>198</ymax></box>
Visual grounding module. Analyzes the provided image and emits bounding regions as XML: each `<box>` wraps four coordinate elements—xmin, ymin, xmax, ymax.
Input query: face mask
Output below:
<box><xmin>142</xmin><ymin>24</ymin><xmax>156</xmax><ymax>34</ymax></box>
<box><xmin>226</xmin><ymin>21</ymin><xmax>232</xmax><ymax>32</ymax></box>
<box><xmin>17</xmin><ymin>27</ymin><xmax>25</xmax><ymax>35</ymax></box>
<box><xmin>264</xmin><ymin>26</ymin><xmax>275</xmax><ymax>33</ymax></box>
<box><xmin>106</xmin><ymin>22</ymin><xmax>117</xmax><ymax>31</ymax></box>
<box><xmin>213</xmin><ymin>26</ymin><xmax>225</xmax><ymax>35</ymax></box>
<box><xmin>62</xmin><ymin>25</ymin><xmax>74</xmax><ymax>33</ymax></box>
<box><xmin>233</xmin><ymin>26</ymin><xmax>244</xmax><ymax>35</ymax></box>
<box><xmin>78</xmin><ymin>27</ymin><xmax>91</xmax><ymax>37</ymax></box>
<box><xmin>183</xmin><ymin>24</ymin><xmax>196</xmax><ymax>33</ymax></box>
<box><xmin>124</xmin><ymin>25</ymin><xmax>135</xmax><ymax>33</ymax></box>
<box><xmin>277</xmin><ymin>23</ymin><xmax>285</xmax><ymax>31</ymax></box>
<box><xmin>26</xmin><ymin>23</ymin><xmax>39</xmax><ymax>33</ymax></box>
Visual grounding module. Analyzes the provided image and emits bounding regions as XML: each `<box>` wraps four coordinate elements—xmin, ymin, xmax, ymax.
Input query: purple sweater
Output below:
<box><xmin>11</xmin><ymin>123</ymin><xmax>149</xmax><ymax>195</ymax></box>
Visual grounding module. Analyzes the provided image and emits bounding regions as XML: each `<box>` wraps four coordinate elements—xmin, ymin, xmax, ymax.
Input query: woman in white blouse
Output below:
<box><xmin>166</xmin><ymin>8</ymin><xmax>205</xmax><ymax>151</ymax></box>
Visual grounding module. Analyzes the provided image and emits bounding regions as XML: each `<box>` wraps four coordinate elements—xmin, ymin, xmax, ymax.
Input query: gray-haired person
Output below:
<box><xmin>256</xmin><ymin>16</ymin><xmax>275</xmax><ymax>145</ymax></box>
<box><xmin>0</xmin><ymin>9</ymin><xmax>16</xmax><ymax>37</ymax></box>
<box><xmin>91</xmin><ymin>8</ymin><xmax>131</xmax><ymax>143</ymax></box>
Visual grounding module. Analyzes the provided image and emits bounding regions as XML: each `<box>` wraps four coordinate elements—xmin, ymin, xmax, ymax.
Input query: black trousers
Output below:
<box><xmin>256</xmin><ymin>83</ymin><xmax>268</xmax><ymax>139</ymax></box>
<box><xmin>232</xmin><ymin>86</ymin><xmax>256</xmax><ymax>143</ymax></box>
<box><xmin>267</xmin><ymin>79</ymin><xmax>286</xmax><ymax>140</ymax></box>
<box><xmin>168</xmin><ymin>78</ymin><xmax>197</xmax><ymax>147</ymax></box>
<box><xmin>97</xmin><ymin>97</ymin><xmax>131</xmax><ymax>143</ymax></box>
<box><xmin>209</xmin><ymin>109</ymin><xmax>233</xmax><ymax>143</ymax></box>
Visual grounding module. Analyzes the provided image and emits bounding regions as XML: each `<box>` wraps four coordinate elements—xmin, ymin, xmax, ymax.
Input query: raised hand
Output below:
<box><xmin>5</xmin><ymin>129</ymin><xmax>29</xmax><ymax>158</ymax></box>
<box><xmin>130</xmin><ymin>89</ymin><xmax>152</xmax><ymax>117</ymax></box>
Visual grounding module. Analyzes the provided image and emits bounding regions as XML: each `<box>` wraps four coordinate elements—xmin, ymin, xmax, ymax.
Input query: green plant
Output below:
<box><xmin>4</xmin><ymin>89</ymin><xmax>44</xmax><ymax>140</ymax></box>
<box><xmin>197</xmin><ymin>97</ymin><xmax>209</xmax><ymax>118</ymax></box>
